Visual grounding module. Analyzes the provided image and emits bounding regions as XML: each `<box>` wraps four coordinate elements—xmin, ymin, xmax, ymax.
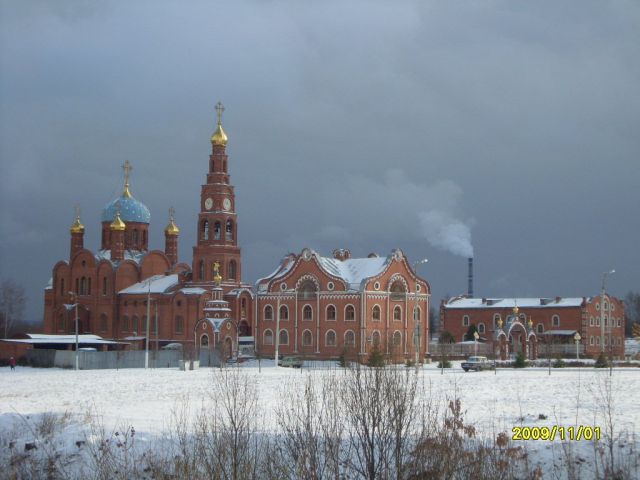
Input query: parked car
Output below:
<box><xmin>461</xmin><ymin>355</ymin><xmax>495</xmax><ymax>372</ymax></box>
<box><xmin>278</xmin><ymin>356</ymin><xmax>303</xmax><ymax>368</ymax></box>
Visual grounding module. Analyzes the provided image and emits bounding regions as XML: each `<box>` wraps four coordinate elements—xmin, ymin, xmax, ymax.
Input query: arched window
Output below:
<box><xmin>298</xmin><ymin>280</ymin><xmax>317</xmax><ymax>300</ymax></box>
<box><xmin>80</xmin><ymin>277</ymin><xmax>87</xmax><ymax>295</ymax></box>
<box><xmin>413</xmin><ymin>307</ymin><xmax>421</xmax><ymax>322</ymax></box>
<box><xmin>537</xmin><ymin>323</ymin><xmax>544</xmax><ymax>334</ymax></box>
<box><xmin>372</xmin><ymin>331</ymin><xmax>381</xmax><ymax>346</ymax></box>
<box><xmin>552</xmin><ymin>315</ymin><xmax>560</xmax><ymax>327</ymax></box>
<box><xmin>326</xmin><ymin>330</ymin><xmax>337</xmax><ymax>346</ymax></box>
<box><xmin>122</xmin><ymin>315</ymin><xmax>129</xmax><ymax>331</ymax></box>
<box><xmin>102</xmin><ymin>277</ymin><xmax>108</xmax><ymax>295</ymax></box>
<box><xmin>493</xmin><ymin>314</ymin><xmax>501</xmax><ymax>327</ymax></box>
<box><xmin>199</xmin><ymin>260</ymin><xmax>205</xmax><ymax>280</ymax></box>
<box><xmin>393</xmin><ymin>331</ymin><xmax>402</xmax><ymax>346</ymax></box>
<box><xmin>201</xmin><ymin>334</ymin><xmax>209</xmax><ymax>347</ymax></box>
<box><xmin>326</xmin><ymin>305</ymin><xmax>336</xmax><ymax>321</ymax></box>
<box><xmin>279</xmin><ymin>329</ymin><xmax>289</xmax><ymax>345</ymax></box>
<box><xmin>88</xmin><ymin>278</ymin><xmax>91</xmax><ymax>295</ymax></box>
<box><xmin>143</xmin><ymin>230</ymin><xmax>147</xmax><ymax>245</ymax></box>
<box><xmin>303</xmin><ymin>305</ymin><xmax>313</xmax><ymax>321</ymax></box>
<box><xmin>462</xmin><ymin>315</ymin><xmax>470</xmax><ymax>327</ymax></box>
<box><xmin>214</xmin><ymin>221</ymin><xmax>221</xmax><ymax>240</ymax></box>
<box><xmin>228</xmin><ymin>260</ymin><xmax>237</xmax><ymax>280</ymax></box>
<box><xmin>345</xmin><ymin>305</ymin><xmax>355</xmax><ymax>321</ymax></box>
<box><xmin>132</xmin><ymin>316</ymin><xmax>139</xmax><ymax>334</ymax></box>
<box><xmin>226</xmin><ymin>219</ymin><xmax>233</xmax><ymax>241</ymax></box>
<box><xmin>100</xmin><ymin>314</ymin><xmax>108</xmax><ymax>332</ymax></box>
<box><xmin>478</xmin><ymin>323</ymin><xmax>485</xmax><ymax>334</ymax></box>
<box><xmin>202</xmin><ymin>220</ymin><xmax>209</xmax><ymax>240</ymax></box>
<box><xmin>264</xmin><ymin>305</ymin><xmax>273</xmax><ymax>320</ymax></box>
<box><xmin>302</xmin><ymin>330</ymin><xmax>313</xmax><ymax>347</ymax></box>
<box><xmin>264</xmin><ymin>329</ymin><xmax>274</xmax><ymax>345</ymax></box>
<box><xmin>372</xmin><ymin>305</ymin><xmax>381</xmax><ymax>322</ymax></box>
<box><xmin>345</xmin><ymin>330</ymin><xmax>355</xmax><ymax>346</ymax></box>
<box><xmin>394</xmin><ymin>306</ymin><xmax>402</xmax><ymax>321</ymax></box>
<box><xmin>175</xmin><ymin>316</ymin><xmax>184</xmax><ymax>333</ymax></box>
<box><xmin>279</xmin><ymin>305</ymin><xmax>289</xmax><ymax>321</ymax></box>
<box><xmin>60</xmin><ymin>278</ymin><xmax>65</xmax><ymax>296</ymax></box>
<box><xmin>133</xmin><ymin>229</ymin><xmax>139</xmax><ymax>245</ymax></box>
<box><xmin>390</xmin><ymin>280</ymin><xmax>406</xmax><ymax>301</ymax></box>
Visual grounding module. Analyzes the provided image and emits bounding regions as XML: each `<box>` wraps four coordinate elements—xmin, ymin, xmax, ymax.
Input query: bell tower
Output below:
<box><xmin>192</xmin><ymin>102</ymin><xmax>242</xmax><ymax>287</ymax></box>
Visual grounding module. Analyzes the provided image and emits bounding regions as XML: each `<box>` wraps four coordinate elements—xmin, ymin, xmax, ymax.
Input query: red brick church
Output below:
<box><xmin>42</xmin><ymin>104</ymin><xmax>431</xmax><ymax>362</ymax></box>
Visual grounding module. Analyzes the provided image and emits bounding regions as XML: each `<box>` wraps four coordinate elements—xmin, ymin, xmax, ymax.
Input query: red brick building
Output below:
<box><xmin>441</xmin><ymin>296</ymin><xmax>625</xmax><ymax>360</ymax></box>
<box><xmin>255</xmin><ymin>248</ymin><xmax>431</xmax><ymax>361</ymax></box>
<box><xmin>42</xmin><ymin>103</ymin><xmax>253</xmax><ymax>360</ymax></box>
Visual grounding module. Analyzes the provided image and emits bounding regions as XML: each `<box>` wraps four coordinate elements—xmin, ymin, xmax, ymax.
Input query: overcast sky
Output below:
<box><xmin>1</xmin><ymin>1</ymin><xmax>638</xmax><ymax>322</ymax></box>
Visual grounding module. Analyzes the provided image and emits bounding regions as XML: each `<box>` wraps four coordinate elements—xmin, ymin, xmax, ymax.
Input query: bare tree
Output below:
<box><xmin>1</xmin><ymin>279</ymin><xmax>26</xmax><ymax>338</ymax></box>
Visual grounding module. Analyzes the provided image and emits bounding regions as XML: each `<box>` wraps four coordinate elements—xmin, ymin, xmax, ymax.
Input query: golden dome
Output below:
<box><xmin>110</xmin><ymin>212</ymin><xmax>126</xmax><ymax>231</ymax></box>
<box><xmin>211</xmin><ymin>123</ymin><xmax>228</xmax><ymax>146</ymax></box>
<box><xmin>165</xmin><ymin>219</ymin><xmax>180</xmax><ymax>235</ymax></box>
<box><xmin>210</xmin><ymin>101</ymin><xmax>228</xmax><ymax>146</ymax></box>
<box><xmin>70</xmin><ymin>215</ymin><xmax>85</xmax><ymax>234</ymax></box>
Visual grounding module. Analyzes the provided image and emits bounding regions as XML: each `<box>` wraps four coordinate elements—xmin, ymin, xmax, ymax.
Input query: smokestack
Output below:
<box><xmin>467</xmin><ymin>257</ymin><xmax>474</xmax><ymax>297</ymax></box>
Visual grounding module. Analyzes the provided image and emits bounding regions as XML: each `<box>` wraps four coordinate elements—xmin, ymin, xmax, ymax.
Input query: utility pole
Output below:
<box><xmin>413</xmin><ymin>259</ymin><xmax>428</xmax><ymax>374</ymax></box>
<box><xmin>600</xmin><ymin>270</ymin><xmax>615</xmax><ymax>354</ymax></box>
<box><xmin>145</xmin><ymin>281</ymin><xmax>151</xmax><ymax>369</ymax></box>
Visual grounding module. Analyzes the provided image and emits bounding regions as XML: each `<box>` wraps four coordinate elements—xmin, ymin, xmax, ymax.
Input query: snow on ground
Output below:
<box><xmin>1</xmin><ymin>361</ymin><xmax>639</xmax><ymax>475</ymax></box>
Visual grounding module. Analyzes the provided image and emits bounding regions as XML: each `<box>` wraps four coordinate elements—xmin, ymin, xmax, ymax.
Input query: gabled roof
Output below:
<box><xmin>119</xmin><ymin>274</ymin><xmax>180</xmax><ymax>295</ymax></box>
<box><xmin>444</xmin><ymin>297</ymin><xmax>585</xmax><ymax>309</ymax></box>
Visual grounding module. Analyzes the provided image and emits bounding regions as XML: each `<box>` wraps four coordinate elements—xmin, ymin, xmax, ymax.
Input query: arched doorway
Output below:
<box><xmin>200</xmin><ymin>334</ymin><xmax>209</xmax><ymax>349</ymax></box>
<box><xmin>224</xmin><ymin>336</ymin><xmax>233</xmax><ymax>359</ymax></box>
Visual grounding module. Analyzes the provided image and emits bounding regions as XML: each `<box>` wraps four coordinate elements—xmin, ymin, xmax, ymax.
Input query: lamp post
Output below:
<box><xmin>574</xmin><ymin>332</ymin><xmax>581</xmax><ymax>360</ymax></box>
<box><xmin>68</xmin><ymin>292</ymin><xmax>79</xmax><ymax>371</ymax></box>
<box><xmin>145</xmin><ymin>281</ymin><xmax>151</xmax><ymax>369</ymax></box>
<box><xmin>412</xmin><ymin>258</ymin><xmax>428</xmax><ymax>374</ymax></box>
<box><xmin>600</xmin><ymin>270</ymin><xmax>615</xmax><ymax>354</ymax></box>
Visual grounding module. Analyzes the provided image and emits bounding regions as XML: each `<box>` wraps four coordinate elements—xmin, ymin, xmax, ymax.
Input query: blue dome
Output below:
<box><xmin>101</xmin><ymin>195</ymin><xmax>151</xmax><ymax>224</ymax></box>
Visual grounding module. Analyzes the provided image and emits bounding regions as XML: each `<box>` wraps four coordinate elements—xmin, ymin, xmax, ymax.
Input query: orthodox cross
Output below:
<box><xmin>74</xmin><ymin>204</ymin><xmax>81</xmax><ymax>220</ymax></box>
<box><xmin>215</xmin><ymin>102</ymin><xmax>225</xmax><ymax>125</ymax></box>
<box><xmin>168</xmin><ymin>206</ymin><xmax>175</xmax><ymax>222</ymax></box>
<box><xmin>122</xmin><ymin>160</ymin><xmax>132</xmax><ymax>186</ymax></box>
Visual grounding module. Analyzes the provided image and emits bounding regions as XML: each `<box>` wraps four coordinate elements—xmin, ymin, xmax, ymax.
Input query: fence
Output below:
<box><xmin>429</xmin><ymin>342</ymin><xmax>493</xmax><ymax>358</ymax></box>
<box><xmin>25</xmin><ymin>349</ymin><xmax>184</xmax><ymax>370</ymax></box>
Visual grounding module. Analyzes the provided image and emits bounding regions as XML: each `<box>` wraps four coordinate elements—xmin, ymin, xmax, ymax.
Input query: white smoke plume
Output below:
<box><xmin>418</xmin><ymin>210</ymin><xmax>474</xmax><ymax>258</ymax></box>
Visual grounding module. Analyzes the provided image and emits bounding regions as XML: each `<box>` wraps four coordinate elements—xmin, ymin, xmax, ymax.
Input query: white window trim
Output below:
<box><xmin>326</xmin><ymin>304</ymin><xmax>337</xmax><ymax>322</ymax></box>
<box><xmin>302</xmin><ymin>329</ymin><xmax>313</xmax><ymax>347</ymax></box>
<box><xmin>325</xmin><ymin>329</ymin><xmax>337</xmax><ymax>347</ymax></box>
<box><xmin>263</xmin><ymin>329</ymin><xmax>274</xmax><ymax>345</ymax></box>
<box><xmin>302</xmin><ymin>304</ymin><xmax>313</xmax><ymax>321</ymax></box>
<box><xmin>345</xmin><ymin>304</ymin><xmax>356</xmax><ymax>322</ymax></box>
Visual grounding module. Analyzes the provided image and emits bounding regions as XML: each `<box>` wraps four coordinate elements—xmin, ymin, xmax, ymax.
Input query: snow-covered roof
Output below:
<box><xmin>444</xmin><ymin>297</ymin><xmax>584</xmax><ymax>309</ymax></box>
<box><xmin>95</xmin><ymin>249</ymin><xmax>147</xmax><ymax>265</ymax></box>
<box><xmin>180</xmin><ymin>287</ymin><xmax>206</xmax><ymax>295</ymax></box>
<box><xmin>119</xmin><ymin>274</ymin><xmax>179</xmax><ymax>295</ymax></box>
<box><xmin>540</xmin><ymin>330</ymin><xmax>578</xmax><ymax>336</ymax></box>
<box><xmin>3</xmin><ymin>334</ymin><xmax>123</xmax><ymax>345</ymax></box>
<box><xmin>317</xmin><ymin>256</ymin><xmax>389</xmax><ymax>290</ymax></box>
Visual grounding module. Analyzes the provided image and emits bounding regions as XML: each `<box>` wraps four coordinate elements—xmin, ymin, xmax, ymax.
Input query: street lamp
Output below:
<box><xmin>600</xmin><ymin>270</ymin><xmax>615</xmax><ymax>354</ymax></box>
<box><xmin>67</xmin><ymin>292</ymin><xmax>79</xmax><ymax>371</ymax></box>
<box><xmin>574</xmin><ymin>332</ymin><xmax>581</xmax><ymax>360</ymax></box>
<box><xmin>412</xmin><ymin>258</ymin><xmax>428</xmax><ymax>374</ymax></box>
<box><xmin>473</xmin><ymin>331</ymin><xmax>480</xmax><ymax>356</ymax></box>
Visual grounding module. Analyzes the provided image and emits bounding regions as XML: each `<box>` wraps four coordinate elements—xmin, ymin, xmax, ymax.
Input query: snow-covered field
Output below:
<box><xmin>1</xmin><ymin>361</ymin><xmax>639</xmax><ymax>477</ymax></box>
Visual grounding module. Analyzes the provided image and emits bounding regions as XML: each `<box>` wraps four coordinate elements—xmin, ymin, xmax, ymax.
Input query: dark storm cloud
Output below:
<box><xmin>1</xmin><ymin>0</ymin><xmax>638</xmax><ymax>321</ymax></box>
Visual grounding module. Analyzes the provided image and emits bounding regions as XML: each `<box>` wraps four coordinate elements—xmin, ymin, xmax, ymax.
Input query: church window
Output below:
<box><xmin>493</xmin><ymin>314</ymin><xmax>501</xmax><ymax>327</ymax></box>
<box><xmin>226</xmin><ymin>219</ymin><xmax>233</xmax><ymax>241</ymax></box>
<box><xmin>413</xmin><ymin>307</ymin><xmax>421</xmax><ymax>322</ymax></box>
<box><xmin>390</xmin><ymin>280</ymin><xmax>406</xmax><ymax>301</ymax></box>
<box><xmin>345</xmin><ymin>305</ymin><xmax>355</xmax><ymax>321</ymax></box>
<box><xmin>264</xmin><ymin>329</ymin><xmax>274</xmax><ymax>345</ymax></box>
<box><xmin>372</xmin><ymin>305</ymin><xmax>381</xmax><ymax>322</ymax></box>
<box><xmin>60</xmin><ymin>278</ymin><xmax>65</xmax><ymax>296</ymax></box>
<box><xmin>326</xmin><ymin>305</ymin><xmax>336</xmax><ymax>321</ymax></box>
<box><xmin>537</xmin><ymin>323</ymin><xmax>544</xmax><ymax>334</ymax></box>
<box><xmin>122</xmin><ymin>315</ymin><xmax>129</xmax><ymax>331</ymax></box>
<box><xmin>88</xmin><ymin>278</ymin><xmax>91</xmax><ymax>295</ymax></box>
<box><xmin>102</xmin><ymin>277</ymin><xmax>108</xmax><ymax>295</ymax></box>
<box><xmin>100</xmin><ymin>314</ymin><xmax>108</xmax><ymax>332</ymax></box>
<box><xmin>279</xmin><ymin>305</ymin><xmax>289</xmax><ymax>321</ymax></box>
<box><xmin>177</xmin><ymin>300</ymin><xmax>182</xmax><ymax>307</ymax></box>
<box><xmin>279</xmin><ymin>329</ymin><xmax>289</xmax><ymax>345</ymax></box>
<box><xmin>478</xmin><ymin>323</ymin><xmax>485</xmax><ymax>334</ymax></box>
<box><xmin>214</xmin><ymin>222</ymin><xmax>221</xmax><ymax>240</ymax></box>
<box><xmin>303</xmin><ymin>305</ymin><xmax>313</xmax><ymax>321</ymax></box>
<box><xmin>201</xmin><ymin>334</ymin><xmax>209</xmax><ymax>348</ymax></box>
<box><xmin>372</xmin><ymin>331</ymin><xmax>381</xmax><ymax>346</ymax></box>
<box><xmin>175</xmin><ymin>316</ymin><xmax>184</xmax><ymax>333</ymax></box>
<box><xmin>394</xmin><ymin>306</ymin><xmax>402</xmax><ymax>321</ymax></box>
<box><xmin>202</xmin><ymin>220</ymin><xmax>209</xmax><ymax>240</ymax></box>
<box><xmin>462</xmin><ymin>315</ymin><xmax>470</xmax><ymax>327</ymax></box>
<box><xmin>80</xmin><ymin>277</ymin><xmax>87</xmax><ymax>295</ymax></box>
<box><xmin>552</xmin><ymin>315</ymin><xmax>560</xmax><ymax>327</ymax></box>
<box><xmin>344</xmin><ymin>330</ymin><xmax>356</xmax><ymax>346</ymax></box>
<box><xmin>326</xmin><ymin>330</ymin><xmax>337</xmax><ymax>346</ymax></box>
<box><xmin>133</xmin><ymin>229</ymin><xmax>139</xmax><ymax>246</ymax></box>
<box><xmin>264</xmin><ymin>305</ymin><xmax>273</xmax><ymax>320</ymax></box>
<box><xmin>298</xmin><ymin>279</ymin><xmax>318</xmax><ymax>300</ymax></box>
<box><xmin>302</xmin><ymin>329</ymin><xmax>313</xmax><ymax>347</ymax></box>
<box><xmin>132</xmin><ymin>316</ymin><xmax>139</xmax><ymax>334</ymax></box>
<box><xmin>228</xmin><ymin>260</ymin><xmax>237</xmax><ymax>280</ymax></box>
<box><xmin>142</xmin><ymin>230</ymin><xmax>147</xmax><ymax>245</ymax></box>
<box><xmin>241</xmin><ymin>297</ymin><xmax>246</xmax><ymax>309</ymax></box>
<box><xmin>393</xmin><ymin>331</ymin><xmax>402</xmax><ymax>347</ymax></box>
<box><xmin>198</xmin><ymin>260</ymin><xmax>204</xmax><ymax>280</ymax></box>
<box><xmin>82</xmin><ymin>260</ymin><xmax>86</xmax><ymax>267</ymax></box>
